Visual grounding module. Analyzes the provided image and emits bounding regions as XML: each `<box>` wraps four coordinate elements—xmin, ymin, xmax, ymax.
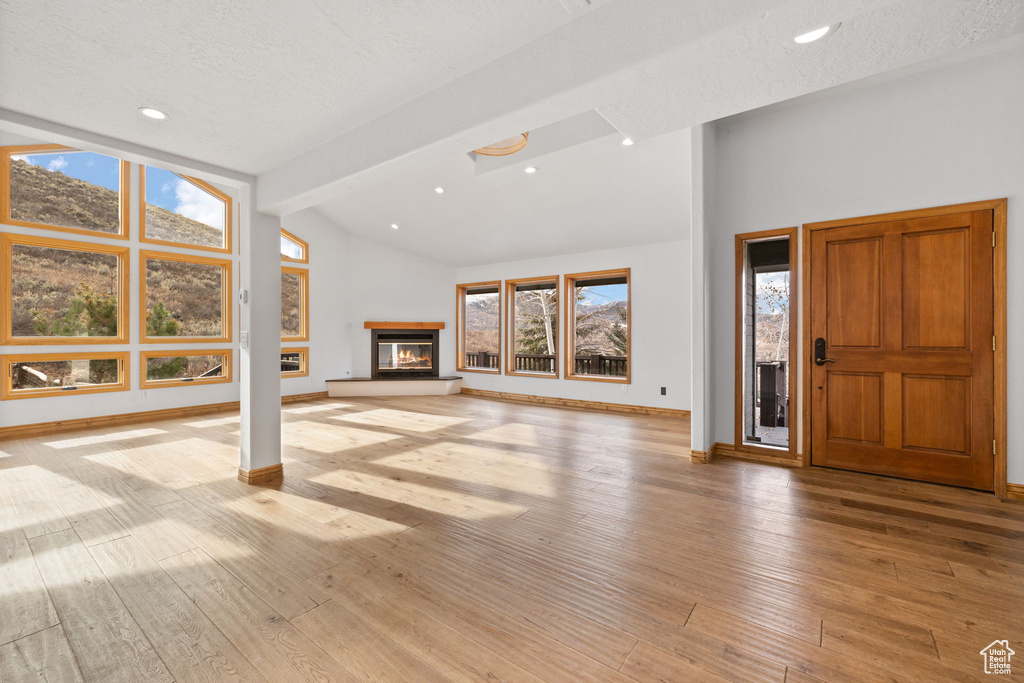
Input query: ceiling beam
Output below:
<box><xmin>256</xmin><ymin>0</ymin><xmax>1021</xmax><ymax>216</ymax></box>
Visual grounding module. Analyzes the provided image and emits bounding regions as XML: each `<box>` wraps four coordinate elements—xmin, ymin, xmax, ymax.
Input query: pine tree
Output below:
<box><xmin>605</xmin><ymin>305</ymin><xmax>628</xmax><ymax>355</ymax></box>
<box><xmin>146</xmin><ymin>356</ymin><xmax>186</xmax><ymax>380</ymax></box>
<box><xmin>146</xmin><ymin>301</ymin><xmax>180</xmax><ymax>337</ymax></box>
<box><xmin>31</xmin><ymin>283</ymin><xmax>117</xmax><ymax>337</ymax></box>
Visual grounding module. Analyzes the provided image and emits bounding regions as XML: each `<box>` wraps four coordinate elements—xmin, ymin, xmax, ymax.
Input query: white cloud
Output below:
<box><xmin>174</xmin><ymin>178</ymin><xmax>224</xmax><ymax>230</ymax></box>
<box><xmin>11</xmin><ymin>154</ymin><xmax>28</xmax><ymax>162</ymax></box>
<box><xmin>47</xmin><ymin>156</ymin><xmax>69</xmax><ymax>172</ymax></box>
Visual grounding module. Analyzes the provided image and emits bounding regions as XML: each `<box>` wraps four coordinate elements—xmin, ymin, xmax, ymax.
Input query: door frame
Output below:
<box><xmin>801</xmin><ymin>199</ymin><xmax>1007</xmax><ymax>496</ymax></box>
<box><xmin>734</xmin><ymin>227</ymin><xmax>799</xmax><ymax>462</ymax></box>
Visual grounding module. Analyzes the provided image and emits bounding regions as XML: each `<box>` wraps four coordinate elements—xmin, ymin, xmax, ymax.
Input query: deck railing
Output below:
<box><xmin>573</xmin><ymin>354</ymin><xmax>627</xmax><ymax>377</ymax></box>
<box><xmin>464</xmin><ymin>351</ymin><xmax>500</xmax><ymax>370</ymax></box>
<box><xmin>463</xmin><ymin>352</ymin><xmax>627</xmax><ymax>376</ymax></box>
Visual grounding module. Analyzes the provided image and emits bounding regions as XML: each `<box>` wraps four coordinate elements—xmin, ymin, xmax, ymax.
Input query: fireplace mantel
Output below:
<box><xmin>363</xmin><ymin>321</ymin><xmax>445</xmax><ymax>330</ymax></box>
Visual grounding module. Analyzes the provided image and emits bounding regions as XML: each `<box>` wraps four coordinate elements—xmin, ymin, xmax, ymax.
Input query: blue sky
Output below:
<box><xmin>16</xmin><ymin>151</ymin><xmax>120</xmax><ymax>192</ymax></box>
<box><xmin>15</xmin><ymin>151</ymin><xmax>222</xmax><ymax>228</ymax></box>
<box><xmin>577</xmin><ymin>283</ymin><xmax>627</xmax><ymax>306</ymax></box>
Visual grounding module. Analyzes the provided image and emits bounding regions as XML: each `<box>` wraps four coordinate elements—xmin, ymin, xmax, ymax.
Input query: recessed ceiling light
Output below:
<box><xmin>139</xmin><ymin>107</ymin><xmax>168</xmax><ymax>120</ymax></box>
<box><xmin>434</xmin><ymin>186</ymin><xmax>445</xmax><ymax>194</ymax></box>
<box><xmin>390</xmin><ymin>224</ymin><xmax>399</xmax><ymax>230</ymax></box>
<box><xmin>794</xmin><ymin>24</ymin><xmax>838</xmax><ymax>44</ymax></box>
<box><xmin>622</xmin><ymin>138</ymin><xmax>634</xmax><ymax>146</ymax></box>
<box><xmin>524</xmin><ymin>166</ymin><xmax>538</xmax><ymax>174</ymax></box>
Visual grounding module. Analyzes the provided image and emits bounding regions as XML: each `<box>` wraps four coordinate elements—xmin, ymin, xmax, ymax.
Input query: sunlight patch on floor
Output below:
<box><xmin>375</xmin><ymin>451</ymin><xmax>555</xmax><ymax>497</ymax></box>
<box><xmin>284</xmin><ymin>419</ymin><xmax>403</xmax><ymax>451</ymax></box>
<box><xmin>183</xmin><ymin>415</ymin><xmax>241</xmax><ymax>428</ymax></box>
<box><xmin>331</xmin><ymin>408</ymin><xmax>470</xmax><ymax>433</ymax></box>
<box><xmin>43</xmin><ymin>428</ymin><xmax>167</xmax><ymax>449</ymax></box>
<box><xmin>284</xmin><ymin>402</ymin><xmax>353</xmax><ymax>414</ymax></box>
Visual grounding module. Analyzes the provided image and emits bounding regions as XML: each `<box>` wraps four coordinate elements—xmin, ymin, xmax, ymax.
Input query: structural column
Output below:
<box><xmin>238</xmin><ymin>183</ymin><xmax>283</xmax><ymax>483</ymax></box>
<box><xmin>689</xmin><ymin>123</ymin><xmax>716</xmax><ymax>462</ymax></box>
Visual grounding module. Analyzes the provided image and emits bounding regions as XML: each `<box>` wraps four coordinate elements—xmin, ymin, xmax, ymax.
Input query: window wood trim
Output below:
<box><xmin>1</xmin><ymin>144</ymin><xmax>130</xmax><ymax>240</ymax></box>
<box><xmin>1</xmin><ymin>232</ymin><xmax>131</xmax><ymax>345</ymax></box>
<box><xmin>139</xmin><ymin>249</ymin><xmax>233</xmax><ymax>344</ymax></box>
<box><xmin>563</xmin><ymin>268</ymin><xmax>631</xmax><ymax>384</ymax></box>
<box><xmin>281</xmin><ymin>266</ymin><xmax>309</xmax><ymax>342</ymax></box>
<box><xmin>456</xmin><ymin>281</ymin><xmax>502</xmax><ymax>374</ymax></box>
<box><xmin>140</xmin><ymin>349</ymin><xmax>232</xmax><ymax>390</ymax></box>
<box><xmin>1</xmin><ymin>351</ymin><xmax>129</xmax><ymax>400</ymax></box>
<box><xmin>505</xmin><ymin>275</ymin><xmax>558</xmax><ymax>379</ymax></box>
<box><xmin>139</xmin><ymin>166</ymin><xmax>233</xmax><ymax>254</ymax></box>
<box><xmin>280</xmin><ymin>228</ymin><xmax>309</xmax><ymax>264</ymax></box>
<box><xmin>733</xmin><ymin>227</ymin><xmax>798</xmax><ymax>461</ymax></box>
<box><xmin>281</xmin><ymin>346</ymin><xmax>309</xmax><ymax>378</ymax></box>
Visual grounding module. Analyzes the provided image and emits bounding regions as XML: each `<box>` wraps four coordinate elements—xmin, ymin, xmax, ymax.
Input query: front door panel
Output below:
<box><xmin>810</xmin><ymin>210</ymin><xmax>994</xmax><ymax>490</ymax></box>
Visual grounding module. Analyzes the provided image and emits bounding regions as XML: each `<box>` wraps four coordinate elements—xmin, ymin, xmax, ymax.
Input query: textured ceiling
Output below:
<box><xmin>255</xmin><ymin>0</ymin><xmax>1024</xmax><ymax>216</ymax></box>
<box><xmin>2</xmin><ymin>0</ymin><xmax>1021</xmax><ymax>265</ymax></box>
<box><xmin>0</xmin><ymin>0</ymin><xmax>602</xmax><ymax>173</ymax></box>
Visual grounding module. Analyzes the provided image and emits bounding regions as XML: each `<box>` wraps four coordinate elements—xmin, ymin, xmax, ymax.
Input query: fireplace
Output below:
<box><xmin>370</xmin><ymin>328</ymin><xmax>440</xmax><ymax>379</ymax></box>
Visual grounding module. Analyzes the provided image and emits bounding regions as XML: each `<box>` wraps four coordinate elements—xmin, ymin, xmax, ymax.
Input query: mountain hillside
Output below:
<box><xmin>10</xmin><ymin>158</ymin><xmax>223</xmax><ymax>246</ymax></box>
<box><xmin>8</xmin><ymin>160</ymin><xmax>231</xmax><ymax>339</ymax></box>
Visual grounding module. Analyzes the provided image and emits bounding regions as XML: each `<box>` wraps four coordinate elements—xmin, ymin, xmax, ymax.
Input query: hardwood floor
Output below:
<box><xmin>1</xmin><ymin>394</ymin><xmax>1022</xmax><ymax>682</ymax></box>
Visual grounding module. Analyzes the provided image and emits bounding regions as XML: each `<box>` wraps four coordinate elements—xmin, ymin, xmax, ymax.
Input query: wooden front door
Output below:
<box><xmin>809</xmin><ymin>208</ymin><xmax>995</xmax><ymax>490</ymax></box>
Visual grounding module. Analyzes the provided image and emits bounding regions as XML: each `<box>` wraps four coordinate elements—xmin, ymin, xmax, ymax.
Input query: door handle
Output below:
<box><xmin>814</xmin><ymin>337</ymin><xmax>836</xmax><ymax>366</ymax></box>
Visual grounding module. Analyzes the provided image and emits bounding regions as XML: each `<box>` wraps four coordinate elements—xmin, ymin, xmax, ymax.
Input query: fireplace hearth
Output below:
<box><xmin>370</xmin><ymin>327</ymin><xmax>440</xmax><ymax>379</ymax></box>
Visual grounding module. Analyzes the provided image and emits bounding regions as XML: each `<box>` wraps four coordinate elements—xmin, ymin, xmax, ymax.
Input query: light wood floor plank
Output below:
<box><xmin>0</xmin><ymin>477</ymin><xmax>58</xmax><ymax>646</ymax></box>
<box><xmin>28</xmin><ymin>529</ymin><xmax>172</xmax><ymax>683</ymax></box>
<box><xmin>1</xmin><ymin>395</ymin><xmax>1019</xmax><ymax>682</ymax></box>
<box><xmin>0</xmin><ymin>624</ymin><xmax>84</xmax><ymax>683</ymax></box>
<box><xmin>155</xmin><ymin>499</ymin><xmax>328</xmax><ymax>620</ymax></box>
<box><xmin>159</xmin><ymin>547</ymin><xmax>355</xmax><ymax>682</ymax></box>
<box><xmin>90</xmin><ymin>535</ymin><xmax>267</xmax><ymax>683</ymax></box>
<box><xmin>89</xmin><ymin>477</ymin><xmax>195</xmax><ymax>561</ymax></box>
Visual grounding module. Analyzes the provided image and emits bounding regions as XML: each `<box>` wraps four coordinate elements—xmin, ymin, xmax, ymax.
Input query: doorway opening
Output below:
<box><xmin>735</xmin><ymin>228</ymin><xmax>798</xmax><ymax>458</ymax></box>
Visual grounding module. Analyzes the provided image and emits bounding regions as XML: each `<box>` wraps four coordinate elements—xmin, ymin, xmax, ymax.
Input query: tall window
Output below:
<box><xmin>140</xmin><ymin>250</ymin><xmax>232</xmax><ymax>343</ymax></box>
<box><xmin>1</xmin><ymin>351</ymin><xmax>129</xmax><ymax>400</ymax></box>
<box><xmin>2</xmin><ymin>233</ymin><xmax>129</xmax><ymax>344</ymax></box>
<box><xmin>735</xmin><ymin>229</ymin><xmax>797</xmax><ymax>455</ymax></box>
<box><xmin>506</xmin><ymin>277</ymin><xmax>558</xmax><ymax>377</ymax></box>
<box><xmin>140</xmin><ymin>350</ymin><xmax>232</xmax><ymax>389</ymax></box>
<box><xmin>456</xmin><ymin>282</ymin><xmax>501</xmax><ymax>373</ymax></box>
<box><xmin>140</xmin><ymin>166</ymin><xmax>232</xmax><ymax>253</ymax></box>
<box><xmin>281</xmin><ymin>267</ymin><xmax>309</xmax><ymax>342</ymax></box>
<box><xmin>1</xmin><ymin>145</ymin><xmax>129</xmax><ymax>239</ymax></box>
<box><xmin>564</xmin><ymin>269</ymin><xmax>630</xmax><ymax>382</ymax></box>
<box><xmin>280</xmin><ymin>228</ymin><xmax>308</xmax><ymax>263</ymax></box>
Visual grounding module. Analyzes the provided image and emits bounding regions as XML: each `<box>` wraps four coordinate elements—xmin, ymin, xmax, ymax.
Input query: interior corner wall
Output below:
<box><xmin>455</xmin><ymin>240</ymin><xmax>691</xmax><ymax>411</ymax></box>
<box><xmin>346</xmin><ymin>235</ymin><xmax>457</xmax><ymax>378</ymax></box>
<box><xmin>707</xmin><ymin>44</ymin><xmax>1024</xmax><ymax>481</ymax></box>
<box><xmin>278</xmin><ymin>208</ymin><xmax>352</xmax><ymax>394</ymax></box>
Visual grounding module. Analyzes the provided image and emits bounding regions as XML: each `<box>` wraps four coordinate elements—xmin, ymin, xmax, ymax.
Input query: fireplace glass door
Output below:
<box><xmin>377</xmin><ymin>342</ymin><xmax>433</xmax><ymax>371</ymax></box>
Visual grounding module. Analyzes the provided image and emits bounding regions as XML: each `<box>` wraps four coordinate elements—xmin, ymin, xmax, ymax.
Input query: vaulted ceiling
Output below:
<box><xmin>2</xmin><ymin>0</ymin><xmax>1021</xmax><ymax>264</ymax></box>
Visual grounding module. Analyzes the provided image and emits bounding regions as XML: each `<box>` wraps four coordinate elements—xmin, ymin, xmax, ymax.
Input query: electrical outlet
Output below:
<box><xmin>621</xmin><ymin>385</ymin><xmax>628</xmax><ymax>393</ymax></box>
<box><xmin>240</xmin><ymin>331</ymin><xmax>249</xmax><ymax>349</ymax></box>
<box><xmin>661</xmin><ymin>387</ymin><xmax>667</xmax><ymax>396</ymax></box>
<box><xmin>141</xmin><ymin>390</ymin><xmax>149</xmax><ymax>399</ymax></box>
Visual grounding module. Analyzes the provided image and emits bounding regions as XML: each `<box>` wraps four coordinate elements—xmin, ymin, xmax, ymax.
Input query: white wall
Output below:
<box><xmin>455</xmin><ymin>240</ymin><xmax>691</xmax><ymax>411</ymax></box>
<box><xmin>707</xmin><ymin>45</ymin><xmax>1024</xmax><ymax>481</ymax></box>
<box><xmin>347</xmin><ymin>235</ymin><xmax>457</xmax><ymax>378</ymax></box>
<box><xmin>278</xmin><ymin>208</ymin><xmax>352</xmax><ymax>394</ymax></box>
